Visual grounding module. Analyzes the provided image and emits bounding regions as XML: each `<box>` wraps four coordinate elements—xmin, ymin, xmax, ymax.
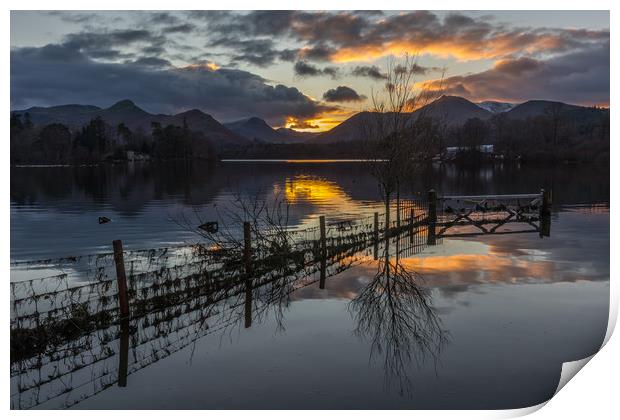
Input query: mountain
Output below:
<box><xmin>224</xmin><ymin>117</ymin><xmax>318</xmax><ymax>143</ymax></box>
<box><xmin>224</xmin><ymin>117</ymin><xmax>292</xmax><ymax>143</ymax></box>
<box><xmin>505</xmin><ymin>100</ymin><xmax>596</xmax><ymax>120</ymax></box>
<box><xmin>275</xmin><ymin>127</ymin><xmax>316</xmax><ymax>142</ymax></box>
<box><xmin>414</xmin><ymin>95</ymin><xmax>492</xmax><ymax>125</ymax></box>
<box><xmin>477</xmin><ymin>101</ymin><xmax>517</xmax><ymax>113</ymax></box>
<box><xmin>12</xmin><ymin>100</ymin><xmax>248</xmax><ymax>148</ymax></box>
<box><xmin>13</xmin><ymin>104</ymin><xmax>102</xmax><ymax>127</ymax></box>
<box><xmin>313</xmin><ymin>96</ymin><xmax>493</xmax><ymax>143</ymax></box>
<box><xmin>163</xmin><ymin>109</ymin><xmax>248</xmax><ymax>146</ymax></box>
<box><xmin>312</xmin><ymin>112</ymin><xmax>391</xmax><ymax>144</ymax></box>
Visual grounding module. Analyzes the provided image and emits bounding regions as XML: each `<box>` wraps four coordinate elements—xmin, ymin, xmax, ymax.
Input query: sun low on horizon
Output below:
<box><xmin>10</xmin><ymin>10</ymin><xmax>609</xmax><ymax>132</ymax></box>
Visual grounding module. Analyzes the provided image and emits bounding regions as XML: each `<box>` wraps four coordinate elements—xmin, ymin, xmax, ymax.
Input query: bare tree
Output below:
<box><xmin>361</xmin><ymin>54</ymin><xmax>444</xmax><ymax>227</ymax></box>
<box><xmin>349</xmin><ymin>246</ymin><xmax>449</xmax><ymax>396</ymax></box>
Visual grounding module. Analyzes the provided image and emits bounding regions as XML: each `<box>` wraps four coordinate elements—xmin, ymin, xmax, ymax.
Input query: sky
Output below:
<box><xmin>10</xmin><ymin>10</ymin><xmax>610</xmax><ymax>131</ymax></box>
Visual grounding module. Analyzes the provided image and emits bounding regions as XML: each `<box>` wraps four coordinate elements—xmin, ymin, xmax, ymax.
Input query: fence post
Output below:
<box><xmin>319</xmin><ymin>216</ymin><xmax>327</xmax><ymax>287</ymax></box>
<box><xmin>319</xmin><ymin>216</ymin><xmax>327</xmax><ymax>257</ymax></box>
<box><xmin>118</xmin><ymin>319</ymin><xmax>129</xmax><ymax>387</ymax></box>
<box><xmin>243</xmin><ymin>222</ymin><xmax>252</xmax><ymax>274</ymax></box>
<box><xmin>373</xmin><ymin>212</ymin><xmax>379</xmax><ymax>260</ymax></box>
<box><xmin>541</xmin><ymin>189</ymin><xmax>552</xmax><ymax>216</ymax></box>
<box><xmin>113</xmin><ymin>240</ymin><xmax>129</xmax><ymax>319</ymax></box>
<box><xmin>396</xmin><ymin>192</ymin><xmax>401</xmax><ymax>229</ymax></box>
<box><xmin>427</xmin><ymin>190</ymin><xmax>437</xmax><ymax>246</ymax></box>
<box><xmin>243</xmin><ymin>222</ymin><xmax>253</xmax><ymax>328</ymax></box>
<box><xmin>540</xmin><ymin>189</ymin><xmax>551</xmax><ymax>237</ymax></box>
<box><xmin>409</xmin><ymin>208</ymin><xmax>415</xmax><ymax>239</ymax></box>
<box><xmin>244</xmin><ymin>281</ymin><xmax>253</xmax><ymax>328</ymax></box>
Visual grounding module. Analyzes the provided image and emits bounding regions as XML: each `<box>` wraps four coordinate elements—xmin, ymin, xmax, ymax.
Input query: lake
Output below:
<box><xmin>10</xmin><ymin>161</ymin><xmax>610</xmax><ymax>409</ymax></box>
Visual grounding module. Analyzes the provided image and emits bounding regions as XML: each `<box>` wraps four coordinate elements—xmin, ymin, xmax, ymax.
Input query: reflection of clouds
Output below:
<box><xmin>290</xmin><ymin>209</ymin><xmax>609</xmax><ymax>303</ymax></box>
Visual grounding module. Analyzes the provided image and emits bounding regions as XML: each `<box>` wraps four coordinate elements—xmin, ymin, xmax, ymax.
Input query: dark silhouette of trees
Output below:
<box><xmin>9</xmin><ymin>99</ymin><xmax>608</xmax><ymax>164</ymax></box>
<box><xmin>37</xmin><ymin>123</ymin><xmax>72</xmax><ymax>163</ymax></box>
<box><xmin>74</xmin><ymin>117</ymin><xmax>109</xmax><ymax>159</ymax></box>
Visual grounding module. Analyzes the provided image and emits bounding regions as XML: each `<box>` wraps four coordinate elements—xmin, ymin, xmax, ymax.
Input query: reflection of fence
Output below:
<box><xmin>10</xmin><ymin>224</ymin><xmax>379</xmax><ymax>409</ymax></box>
<box><xmin>10</xmin><ymin>189</ymin><xmax>552</xmax><ymax>409</ymax></box>
<box><xmin>427</xmin><ymin>189</ymin><xmax>552</xmax><ymax>242</ymax></box>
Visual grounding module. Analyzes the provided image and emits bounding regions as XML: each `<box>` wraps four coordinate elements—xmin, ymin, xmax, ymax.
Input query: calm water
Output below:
<box><xmin>10</xmin><ymin>161</ymin><xmax>610</xmax><ymax>409</ymax></box>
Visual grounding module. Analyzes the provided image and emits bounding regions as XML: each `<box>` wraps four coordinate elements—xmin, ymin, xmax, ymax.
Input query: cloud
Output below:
<box><xmin>203</xmin><ymin>10</ymin><xmax>609</xmax><ymax>64</ymax></box>
<box><xmin>421</xmin><ymin>42</ymin><xmax>610</xmax><ymax>105</ymax></box>
<box><xmin>286</xmin><ymin>118</ymin><xmax>319</xmax><ymax>129</ymax></box>
<box><xmin>47</xmin><ymin>11</ymin><xmax>102</xmax><ymax>24</ymax></box>
<box><xmin>209</xmin><ymin>37</ymin><xmax>292</xmax><ymax>67</ymax></box>
<box><xmin>130</xmin><ymin>56</ymin><xmax>172</xmax><ymax>68</ymax></box>
<box><xmin>148</xmin><ymin>12</ymin><xmax>180</xmax><ymax>25</ymax></box>
<box><xmin>10</xmin><ymin>44</ymin><xmax>339</xmax><ymax>125</ymax></box>
<box><xmin>60</xmin><ymin>29</ymin><xmax>166</xmax><ymax>61</ymax></box>
<box><xmin>351</xmin><ymin>65</ymin><xmax>387</xmax><ymax>80</ymax></box>
<box><xmin>163</xmin><ymin>23</ymin><xmax>196</xmax><ymax>34</ymax></box>
<box><xmin>395</xmin><ymin>63</ymin><xmax>440</xmax><ymax>75</ymax></box>
<box><xmin>322</xmin><ymin>86</ymin><xmax>366</xmax><ymax>102</ymax></box>
<box><xmin>294</xmin><ymin>61</ymin><xmax>340</xmax><ymax>78</ymax></box>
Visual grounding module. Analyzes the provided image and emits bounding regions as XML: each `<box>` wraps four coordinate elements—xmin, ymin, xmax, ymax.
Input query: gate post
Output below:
<box><xmin>540</xmin><ymin>189</ymin><xmax>551</xmax><ymax>237</ymax></box>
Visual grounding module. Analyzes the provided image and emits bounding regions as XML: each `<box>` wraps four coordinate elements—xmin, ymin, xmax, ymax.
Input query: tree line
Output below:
<box><xmin>431</xmin><ymin>105</ymin><xmax>609</xmax><ymax>163</ymax></box>
<box><xmin>10</xmin><ymin>102</ymin><xmax>609</xmax><ymax>165</ymax></box>
<box><xmin>10</xmin><ymin>114</ymin><xmax>217</xmax><ymax>164</ymax></box>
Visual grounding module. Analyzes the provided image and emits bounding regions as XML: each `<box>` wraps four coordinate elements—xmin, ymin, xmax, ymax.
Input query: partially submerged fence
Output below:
<box><xmin>10</xmin><ymin>189</ymin><xmax>551</xmax><ymax>409</ymax></box>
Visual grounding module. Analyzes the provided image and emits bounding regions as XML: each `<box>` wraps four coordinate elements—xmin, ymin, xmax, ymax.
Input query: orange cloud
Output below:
<box><xmin>284</xmin><ymin>108</ymin><xmax>354</xmax><ymax>132</ymax></box>
<box><xmin>329</xmin><ymin>33</ymin><xmax>573</xmax><ymax>63</ymax></box>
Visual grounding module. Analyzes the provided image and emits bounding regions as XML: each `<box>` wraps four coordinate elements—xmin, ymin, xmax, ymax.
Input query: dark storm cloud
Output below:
<box><xmin>294</xmin><ymin>61</ymin><xmax>340</xmax><ymax>79</ymax></box>
<box><xmin>10</xmin><ymin>43</ymin><xmax>339</xmax><ymax>125</ymax></box>
<box><xmin>62</xmin><ymin>29</ymin><xmax>166</xmax><ymax>60</ymax></box>
<box><xmin>298</xmin><ymin>44</ymin><xmax>337</xmax><ymax>62</ymax></box>
<box><xmin>423</xmin><ymin>42</ymin><xmax>610</xmax><ymax>105</ymax></box>
<box><xmin>206</xmin><ymin>10</ymin><xmax>295</xmax><ymax>37</ymax></box>
<box><xmin>209</xmin><ymin>37</ymin><xmax>286</xmax><ymax>67</ymax></box>
<box><xmin>322</xmin><ymin>86</ymin><xmax>366</xmax><ymax>103</ymax></box>
<box><xmin>351</xmin><ymin>65</ymin><xmax>387</xmax><ymax>80</ymax></box>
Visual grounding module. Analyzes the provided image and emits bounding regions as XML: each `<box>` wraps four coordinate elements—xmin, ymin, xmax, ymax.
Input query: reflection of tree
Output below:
<box><xmin>349</xmin><ymin>242</ymin><xmax>449</xmax><ymax>396</ymax></box>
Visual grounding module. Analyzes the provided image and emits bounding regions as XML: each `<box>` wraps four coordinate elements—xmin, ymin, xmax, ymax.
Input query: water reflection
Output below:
<box><xmin>11</xmin><ymin>161</ymin><xmax>609</xmax><ymax>260</ymax></box>
<box><xmin>10</xmin><ymin>162</ymin><xmax>609</xmax><ymax>409</ymax></box>
<box><xmin>350</xmin><ymin>244</ymin><xmax>449</xmax><ymax>396</ymax></box>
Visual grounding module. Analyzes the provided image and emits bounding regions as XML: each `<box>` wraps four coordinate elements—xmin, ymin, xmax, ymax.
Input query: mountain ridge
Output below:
<box><xmin>12</xmin><ymin>96</ymin><xmax>605</xmax><ymax>146</ymax></box>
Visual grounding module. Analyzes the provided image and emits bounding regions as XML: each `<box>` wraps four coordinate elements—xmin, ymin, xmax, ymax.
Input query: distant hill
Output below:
<box><xmin>162</xmin><ymin>109</ymin><xmax>248</xmax><ymax>146</ymax></box>
<box><xmin>13</xmin><ymin>104</ymin><xmax>102</xmax><ymax>127</ymax></box>
<box><xmin>415</xmin><ymin>95</ymin><xmax>492</xmax><ymax>125</ymax></box>
<box><xmin>12</xmin><ymin>96</ymin><xmax>607</xmax><ymax>150</ymax></box>
<box><xmin>12</xmin><ymin>100</ymin><xmax>248</xmax><ymax>148</ymax></box>
<box><xmin>311</xmin><ymin>112</ymin><xmax>393</xmax><ymax>144</ymax></box>
<box><xmin>275</xmin><ymin>127</ymin><xmax>316</xmax><ymax>142</ymax></box>
<box><xmin>504</xmin><ymin>100</ymin><xmax>603</xmax><ymax>122</ymax></box>
<box><xmin>313</xmin><ymin>96</ymin><xmax>492</xmax><ymax>143</ymax></box>
<box><xmin>224</xmin><ymin>117</ymin><xmax>292</xmax><ymax>143</ymax></box>
<box><xmin>477</xmin><ymin>101</ymin><xmax>516</xmax><ymax>113</ymax></box>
